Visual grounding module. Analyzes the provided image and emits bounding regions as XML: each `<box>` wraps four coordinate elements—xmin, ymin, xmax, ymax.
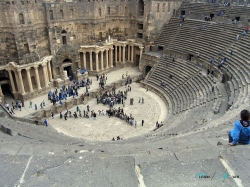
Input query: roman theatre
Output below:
<box><xmin>0</xmin><ymin>0</ymin><xmax>249</xmax><ymax>186</ymax></box>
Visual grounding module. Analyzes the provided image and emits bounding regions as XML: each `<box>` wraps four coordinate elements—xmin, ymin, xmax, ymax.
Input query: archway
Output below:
<box><xmin>62</xmin><ymin>59</ymin><xmax>73</xmax><ymax>78</ymax></box>
<box><xmin>0</xmin><ymin>76</ymin><xmax>12</xmax><ymax>100</ymax></box>
<box><xmin>138</xmin><ymin>0</ymin><xmax>144</xmax><ymax>16</ymax></box>
<box><xmin>145</xmin><ymin>66</ymin><xmax>152</xmax><ymax>75</ymax></box>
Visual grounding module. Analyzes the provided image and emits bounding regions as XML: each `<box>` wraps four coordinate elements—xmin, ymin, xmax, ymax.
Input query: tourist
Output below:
<box><xmin>142</xmin><ymin>119</ymin><xmax>144</xmax><ymax>126</ymax></box>
<box><xmin>228</xmin><ymin>110</ymin><xmax>250</xmax><ymax>146</ymax></box>
<box><xmin>29</xmin><ymin>101</ymin><xmax>32</xmax><ymax>108</ymax></box>
<box><xmin>142</xmin><ymin>97</ymin><xmax>144</xmax><ymax>104</ymax></box>
<box><xmin>156</xmin><ymin>121</ymin><xmax>159</xmax><ymax>128</ymax></box>
<box><xmin>138</xmin><ymin>97</ymin><xmax>141</xmax><ymax>103</ymax></box>
<box><xmin>64</xmin><ymin>113</ymin><xmax>67</xmax><ymax>120</ymax></box>
<box><xmin>18</xmin><ymin>103</ymin><xmax>22</xmax><ymax>111</ymax></box>
<box><xmin>93</xmin><ymin>112</ymin><xmax>97</xmax><ymax>119</ymax></box>
<box><xmin>35</xmin><ymin>104</ymin><xmax>37</xmax><ymax>110</ymax></box>
<box><xmin>212</xmin><ymin>86</ymin><xmax>214</xmax><ymax>92</ymax></box>
<box><xmin>51</xmin><ymin>112</ymin><xmax>54</xmax><ymax>119</ymax></box>
<box><xmin>236</xmin><ymin>34</ymin><xmax>240</xmax><ymax>40</ymax></box>
<box><xmin>135</xmin><ymin>121</ymin><xmax>137</xmax><ymax>128</ymax></box>
<box><xmin>87</xmin><ymin>105</ymin><xmax>90</xmax><ymax>112</ymax></box>
<box><xmin>44</xmin><ymin>119</ymin><xmax>48</xmax><ymax>127</ymax></box>
<box><xmin>5</xmin><ymin>102</ymin><xmax>9</xmax><ymax>111</ymax></box>
<box><xmin>112</xmin><ymin>137</ymin><xmax>115</xmax><ymax>141</ymax></box>
<box><xmin>60</xmin><ymin>112</ymin><xmax>63</xmax><ymax>119</ymax></box>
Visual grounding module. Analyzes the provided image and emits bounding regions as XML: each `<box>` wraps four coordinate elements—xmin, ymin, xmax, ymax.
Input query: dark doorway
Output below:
<box><xmin>187</xmin><ymin>54</ymin><xmax>193</xmax><ymax>61</ymax></box>
<box><xmin>62</xmin><ymin>36</ymin><xmax>67</xmax><ymax>45</ymax></box>
<box><xmin>235</xmin><ymin>17</ymin><xmax>240</xmax><ymax>21</ymax></box>
<box><xmin>99</xmin><ymin>32</ymin><xmax>102</xmax><ymax>40</ymax></box>
<box><xmin>210</xmin><ymin>14</ymin><xmax>214</xmax><ymax>19</ymax></box>
<box><xmin>150</xmin><ymin>46</ymin><xmax>153</xmax><ymax>51</ymax></box>
<box><xmin>64</xmin><ymin>66</ymin><xmax>73</xmax><ymax>78</ymax></box>
<box><xmin>145</xmin><ymin>66</ymin><xmax>152</xmax><ymax>75</ymax></box>
<box><xmin>158</xmin><ymin>46</ymin><xmax>163</xmax><ymax>51</ymax></box>
<box><xmin>181</xmin><ymin>10</ymin><xmax>185</xmax><ymax>16</ymax></box>
<box><xmin>136</xmin><ymin>55</ymin><xmax>140</xmax><ymax>66</ymax></box>
<box><xmin>1</xmin><ymin>83</ymin><xmax>11</xmax><ymax>96</ymax></box>
<box><xmin>173</xmin><ymin>9</ymin><xmax>176</xmax><ymax>17</ymax></box>
<box><xmin>138</xmin><ymin>0</ymin><xmax>144</xmax><ymax>16</ymax></box>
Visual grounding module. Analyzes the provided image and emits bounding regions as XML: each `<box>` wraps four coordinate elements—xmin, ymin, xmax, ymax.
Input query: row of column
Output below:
<box><xmin>82</xmin><ymin>48</ymin><xmax>113</xmax><ymax>71</ymax></box>
<box><xmin>7</xmin><ymin>62</ymin><xmax>52</xmax><ymax>95</ymax></box>
<box><xmin>114</xmin><ymin>44</ymin><xmax>144</xmax><ymax>63</ymax></box>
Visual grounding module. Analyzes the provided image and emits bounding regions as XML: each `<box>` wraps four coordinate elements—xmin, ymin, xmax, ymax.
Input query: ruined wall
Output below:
<box><xmin>0</xmin><ymin>0</ymin><xmax>182</xmax><ymax>71</ymax></box>
<box><xmin>0</xmin><ymin>0</ymin><xmax>50</xmax><ymax>65</ymax></box>
<box><xmin>145</xmin><ymin>0</ymin><xmax>182</xmax><ymax>42</ymax></box>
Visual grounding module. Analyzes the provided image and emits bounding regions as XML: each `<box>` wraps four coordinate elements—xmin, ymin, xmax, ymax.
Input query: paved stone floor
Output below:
<box><xmin>4</xmin><ymin>67</ymin><xmax>141</xmax><ymax>118</ymax></box>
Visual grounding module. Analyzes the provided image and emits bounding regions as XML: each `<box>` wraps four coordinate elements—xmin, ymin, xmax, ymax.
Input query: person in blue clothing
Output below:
<box><xmin>228</xmin><ymin>110</ymin><xmax>250</xmax><ymax>146</ymax></box>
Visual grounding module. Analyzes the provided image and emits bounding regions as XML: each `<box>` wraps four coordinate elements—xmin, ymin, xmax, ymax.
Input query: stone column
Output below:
<box><xmin>34</xmin><ymin>66</ymin><xmax>41</xmax><ymax>90</ymax></box>
<box><xmin>17</xmin><ymin>69</ymin><xmax>25</xmax><ymax>94</ymax></box>
<box><xmin>95</xmin><ymin>51</ymin><xmax>99</xmax><ymax>71</ymax></box>
<box><xmin>139</xmin><ymin>46</ymin><xmax>144</xmax><ymax>60</ymax></box>
<box><xmin>26</xmin><ymin>68</ymin><xmax>33</xmax><ymax>93</ymax></box>
<box><xmin>101</xmin><ymin>50</ymin><xmax>104</xmax><ymax>71</ymax></box>
<box><xmin>0</xmin><ymin>85</ymin><xmax>2</xmax><ymax>96</ymax></box>
<box><xmin>131</xmin><ymin>45</ymin><xmax>134</xmax><ymax>62</ymax></box>
<box><xmin>47</xmin><ymin>61</ymin><xmax>53</xmax><ymax>82</ymax></box>
<box><xmin>119</xmin><ymin>45</ymin><xmax>121</xmax><ymax>62</ymax></box>
<box><xmin>83</xmin><ymin>52</ymin><xmax>86</xmax><ymax>69</ymax></box>
<box><xmin>115</xmin><ymin>45</ymin><xmax>117</xmax><ymax>63</ymax></box>
<box><xmin>7</xmin><ymin>70</ymin><xmax>16</xmax><ymax>93</ymax></box>
<box><xmin>128</xmin><ymin>45</ymin><xmax>130</xmax><ymax>62</ymax></box>
<box><xmin>123</xmin><ymin>45</ymin><xmax>126</xmax><ymax>64</ymax></box>
<box><xmin>105</xmin><ymin>49</ymin><xmax>109</xmax><ymax>69</ymax></box>
<box><xmin>42</xmin><ymin>64</ymin><xmax>49</xmax><ymax>87</ymax></box>
<box><xmin>89</xmin><ymin>51</ymin><xmax>93</xmax><ymax>71</ymax></box>
<box><xmin>110</xmin><ymin>47</ymin><xmax>113</xmax><ymax>68</ymax></box>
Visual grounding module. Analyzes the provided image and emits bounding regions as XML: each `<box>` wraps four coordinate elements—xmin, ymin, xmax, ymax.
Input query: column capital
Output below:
<box><xmin>26</xmin><ymin>67</ymin><xmax>31</xmax><ymax>70</ymax></box>
<box><xmin>95</xmin><ymin>50</ymin><xmax>99</xmax><ymax>54</ymax></box>
<box><xmin>34</xmin><ymin>65</ymin><xmax>39</xmax><ymax>69</ymax></box>
<box><xmin>139</xmin><ymin>46</ymin><xmax>144</xmax><ymax>49</ymax></box>
<box><xmin>17</xmin><ymin>69</ymin><xmax>22</xmax><ymax>72</ymax></box>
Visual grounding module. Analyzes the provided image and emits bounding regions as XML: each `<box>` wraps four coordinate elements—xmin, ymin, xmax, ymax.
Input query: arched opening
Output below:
<box><xmin>61</xmin><ymin>30</ymin><xmax>67</xmax><ymax>45</ymax></box>
<box><xmin>60</xmin><ymin>10</ymin><xmax>64</xmax><ymax>19</ymax></box>
<box><xmin>0</xmin><ymin>74</ymin><xmax>12</xmax><ymax>99</ymax></box>
<box><xmin>99</xmin><ymin>8</ymin><xmax>102</xmax><ymax>16</ymax></box>
<box><xmin>62</xmin><ymin>59</ymin><xmax>73</xmax><ymax>78</ymax></box>
<box><xmin>19</xmin><ymin>13</ymin><xmax>25</xmax><ymax>24</ymax></box>
<box><xmin>138</xmin><ymin>0</ymin><xmax>144</xmax><ymax>16</ymax></box>
<box><xmin>49</xmin><ymin>10</ymin><xmax>54</xmax><ymax>20</ymax></box>
<box><xmin>145</xmin><ymin>66</ymin><xmax>152</xmax><ymax>75</ymax></box>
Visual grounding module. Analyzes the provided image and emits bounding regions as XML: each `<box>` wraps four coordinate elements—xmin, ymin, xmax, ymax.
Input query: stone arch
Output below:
<box><xmin>19</xmin><ymin>13</ymin><xmax>25</xmax><ymax>24</ymax></box>
<box><xmin>138</xmin><ymin>0</ymin><xmax>144</xmax><ymax>16</ymax></box>
<box><xmin>60</xmin><ymin>10</ymin><xmax>64</xmax><ymax>19</ymax></box>
<box><xmin>0</xmin><ymin>70</ymin><xmax>11</xmax><ymax>98</ymax></box>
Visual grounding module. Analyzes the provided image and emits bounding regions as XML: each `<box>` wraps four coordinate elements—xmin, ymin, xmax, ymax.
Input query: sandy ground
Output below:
<box><xmin>49</xmin><ymin>83</ymin><xmax>168</xmax><ymax>141</ymax></box>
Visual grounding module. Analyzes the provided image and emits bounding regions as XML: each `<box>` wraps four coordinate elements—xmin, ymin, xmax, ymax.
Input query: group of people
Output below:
<box><xmin>4</xmin><ymin>100</ymin><xmax>24</xmax><ymax>115</ymax></box>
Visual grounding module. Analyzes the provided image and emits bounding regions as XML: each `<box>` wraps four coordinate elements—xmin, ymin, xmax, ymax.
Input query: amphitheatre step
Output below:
<box><xmin>0</xmin><ymin>154</ymin><xmax>138</xmax><ymax>187</ymax></box>
<box><xmin>139</xmin><ymin>158</ymin><xmax>236</xmax><ymax>187</ymax></box>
